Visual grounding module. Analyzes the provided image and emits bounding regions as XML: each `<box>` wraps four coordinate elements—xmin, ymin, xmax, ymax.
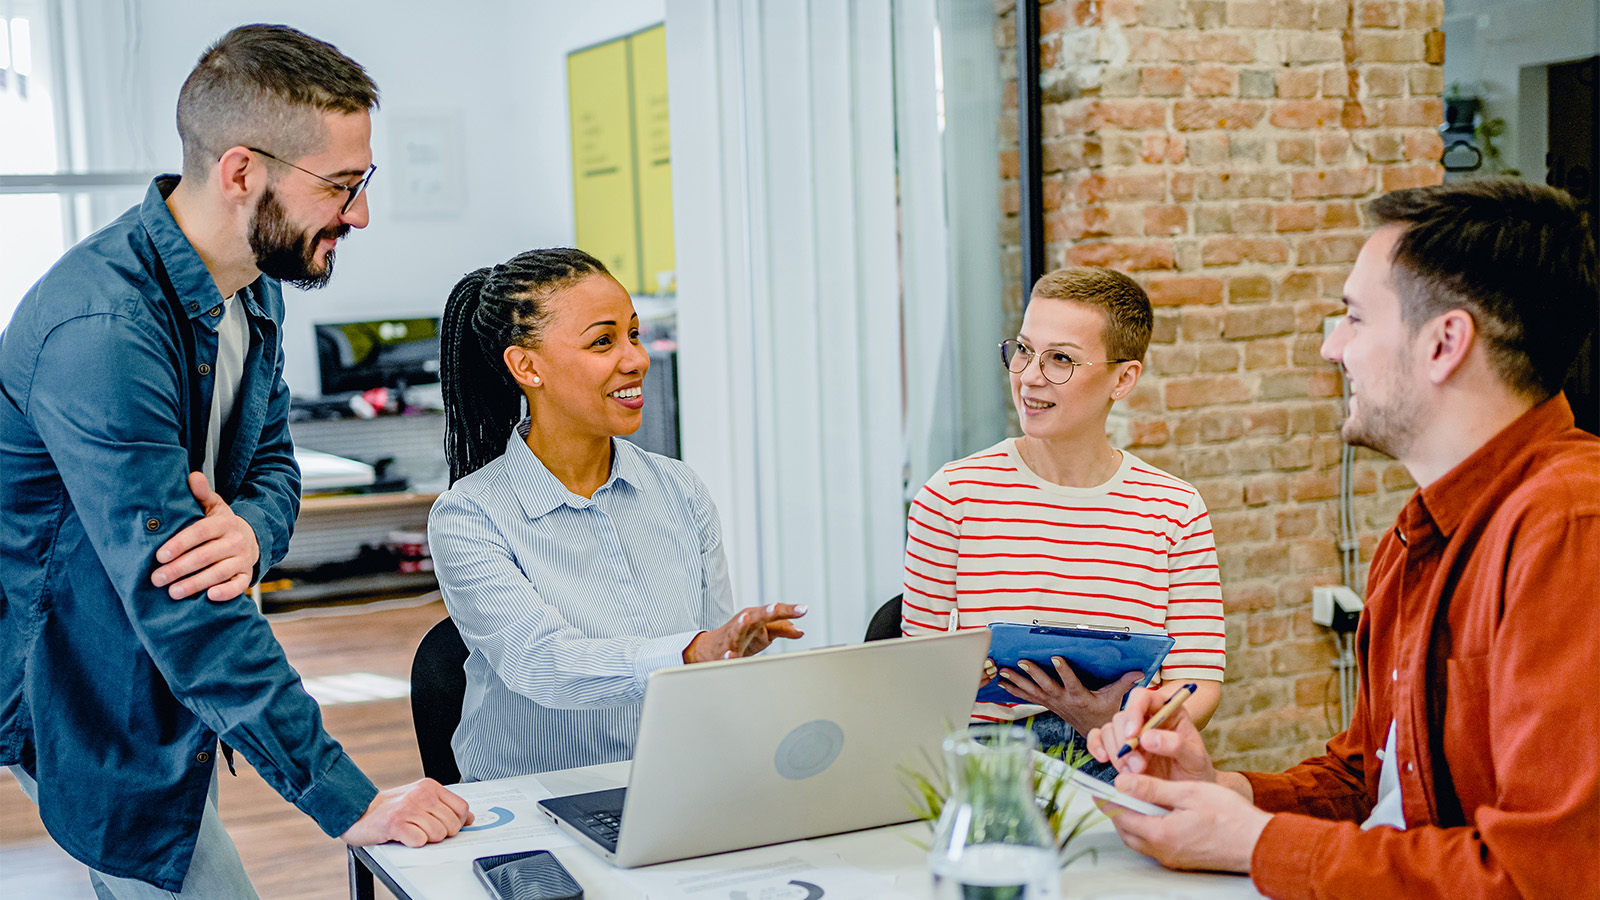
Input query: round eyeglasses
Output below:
<box><xmin>248</xmin><ymin>147</ymin><xmax>376</xmax><ymax>216</ymax></box>
<box><xmin>999</xmin><ymin>339</ymin><xmax>1132</xmax><ymax>385</ymax></box>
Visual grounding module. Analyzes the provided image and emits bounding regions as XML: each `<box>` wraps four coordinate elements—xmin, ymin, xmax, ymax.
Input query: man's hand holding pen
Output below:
<box><xmin>1085</xmin><ymin>686</ymin><xmax>1270</xmax><ymax>874</ymax></box>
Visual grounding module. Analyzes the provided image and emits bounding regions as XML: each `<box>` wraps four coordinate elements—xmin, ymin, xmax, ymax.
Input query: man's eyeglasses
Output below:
<box><xmin>999</xmin><ymin>339</ymin><xmax>1132</xmax><ymax>385</ymax></box>
<box><xmin>248</xmin><ymin>147</ymin><xmax>376</xmax><ymax>215</ymax></box>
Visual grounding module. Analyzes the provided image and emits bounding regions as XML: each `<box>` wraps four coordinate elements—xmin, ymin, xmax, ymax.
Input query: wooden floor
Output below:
<box><xmin>0</xmin><ymin>598</ymin><xmax>449</xmax><ymax>900</ymax></box>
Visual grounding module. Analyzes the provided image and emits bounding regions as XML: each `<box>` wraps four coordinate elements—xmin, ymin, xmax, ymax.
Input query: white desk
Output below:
<box><xmin>350</xmin><ymin>762</ymin><xmax>1264</xmax><ymax>900</ymax></box>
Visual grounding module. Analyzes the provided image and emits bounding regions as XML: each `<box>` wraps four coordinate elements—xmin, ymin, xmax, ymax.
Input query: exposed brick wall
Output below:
<box><xmin>996</xmin><ymin>0</ymin><xmax>1444</xmax><ymax>770</ymax></box>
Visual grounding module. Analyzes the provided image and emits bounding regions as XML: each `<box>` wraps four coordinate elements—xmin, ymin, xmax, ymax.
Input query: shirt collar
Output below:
<box><xmin>504</xmin><ymin>420</ymin><xmax>642</xmax><ymax>520</ymax></box>
<box><xmin>139</xmin><ymin>175</ymin><xmax>269</xmax><ymax>321</ymax></box>
<box><xmin>1412</xmin><ymin>392</ymin><xmax>1577</xmax><ymax>538</ymax></box>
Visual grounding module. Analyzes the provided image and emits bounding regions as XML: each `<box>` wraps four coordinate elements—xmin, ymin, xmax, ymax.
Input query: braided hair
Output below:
<box><xmin>440</xmin><ymin>248</ymin><xmax>610</xmax><ymax>485</ymax></box>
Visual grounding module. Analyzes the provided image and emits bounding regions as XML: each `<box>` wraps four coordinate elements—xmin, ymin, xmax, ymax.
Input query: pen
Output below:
<box><xmin>1116</xmin><ymin>683</ymin><xmax>1197</xmax><ymax>759</ymax></box>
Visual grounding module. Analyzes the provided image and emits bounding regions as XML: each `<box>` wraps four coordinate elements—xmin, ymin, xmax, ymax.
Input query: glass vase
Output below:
<box><xmin>928</xmin><ymin>724</ymin><xmax>1060</xmax><ymax>900</ymax></box>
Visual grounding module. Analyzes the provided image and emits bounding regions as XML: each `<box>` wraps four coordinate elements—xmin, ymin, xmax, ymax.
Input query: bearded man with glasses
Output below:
<box><xmin>901</xmin><ymin>266</ymin><xmax>1225</xmax><ymax>783</ymax></box>
<box><xmin>0</xmin><ymin>25</ymin><xmax>468</xmax><ymax>899</ymax></box>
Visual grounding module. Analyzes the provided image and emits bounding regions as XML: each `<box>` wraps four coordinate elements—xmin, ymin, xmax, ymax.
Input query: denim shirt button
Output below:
<box><xmin>145</xmin><ymin>518</ymin><xmax>161</xmax><ymax>531</ymax></box>
<box><xmin>197</xmin><ymin>363</ymin><xmax>211</xmax><ymax>376</ymax></box>
<box><xmin>195</xmin><ymin>750</ymin><xmax>210</xmax><ymax>764</ymax></box>
<box><xmin>209</xmin><ymin>306</ymin><xmax>222</xmax><ymax>317</ymax></box>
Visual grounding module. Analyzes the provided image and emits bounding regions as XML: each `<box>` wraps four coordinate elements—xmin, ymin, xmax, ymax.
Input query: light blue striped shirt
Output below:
<box><xmin>428</xmin><ymin>423</ymin><xmax>733</xmax><ymax>780</ymax></box>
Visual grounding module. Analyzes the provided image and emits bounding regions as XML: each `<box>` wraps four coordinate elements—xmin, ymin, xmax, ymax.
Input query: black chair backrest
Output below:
<box><xmin>410</xmin><ymin>616</ymin><xmax>469</xmax><ymax>785</ymax></box>
<box><xmin>864</xmin><ymin>593</ymin><xmax>904</xmax><ymax>642</ymax></box>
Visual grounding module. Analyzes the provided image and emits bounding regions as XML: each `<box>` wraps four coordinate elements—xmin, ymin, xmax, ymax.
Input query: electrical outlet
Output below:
<box><xmin>1312</xmin><ymin>585</ymin><xmax>1364</xmax><ymax>632</ymax></box>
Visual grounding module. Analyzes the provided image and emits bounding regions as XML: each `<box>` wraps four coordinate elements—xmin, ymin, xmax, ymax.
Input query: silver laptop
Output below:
<box><xmin>537</xmin><ymin>629</ymin><xmax>990</xmax><ymax>867</ymax></box>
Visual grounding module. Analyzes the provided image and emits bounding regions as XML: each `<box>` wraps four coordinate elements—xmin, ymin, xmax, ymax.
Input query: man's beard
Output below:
<box><xmin>1340</xmin><ymin>366</ymin><xmax>1422</xmax><ymax>461</ymax></box>
<box><xmin>249</xmin><ymin>187</ymin><xmax>349</xmax><ymax>290</ymax></box>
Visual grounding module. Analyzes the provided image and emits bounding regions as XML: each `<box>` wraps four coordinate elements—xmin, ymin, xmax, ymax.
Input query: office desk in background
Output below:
<box><xmin>349</xmin><ymin>761</ymin><xmax>1265</xmax><ymax>900</ymax></box>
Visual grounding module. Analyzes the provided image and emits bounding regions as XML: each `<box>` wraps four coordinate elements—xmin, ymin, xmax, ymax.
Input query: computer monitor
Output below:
<box><xmin>315</xmin><ymin>318</ymin><xmax>441</xmax><ymax>397</ymax></box>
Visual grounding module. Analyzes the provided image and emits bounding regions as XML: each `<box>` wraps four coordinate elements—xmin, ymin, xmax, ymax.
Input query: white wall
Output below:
<box><xmin>1441</xmin><ymin>0</ymin><xmax>1599</xmax><ymax>179</ymax></box>
<box><xmin>77</xmin><ymin>0</ymin><xmax>664</xmax><ymax>396</ymax></box>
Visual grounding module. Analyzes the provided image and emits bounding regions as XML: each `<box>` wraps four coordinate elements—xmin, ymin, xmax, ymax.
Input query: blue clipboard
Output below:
<box><xmin>976</xmin><ymin>621</ymin><xmax>1174</xmax><ymax>705</ymax></box>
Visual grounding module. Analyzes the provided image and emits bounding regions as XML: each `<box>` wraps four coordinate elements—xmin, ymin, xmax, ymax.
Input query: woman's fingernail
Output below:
<box><xmin>795</xmin><ymin>605</ymin><xmax>808</xmax><ymax>615</ymax></box>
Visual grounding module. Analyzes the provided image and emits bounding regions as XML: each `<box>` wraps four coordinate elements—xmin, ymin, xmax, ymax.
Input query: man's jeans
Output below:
<box><xmin>9</xmin><ymin>765</ymin><xmax>259</xmax><ymax>900</ymax></box>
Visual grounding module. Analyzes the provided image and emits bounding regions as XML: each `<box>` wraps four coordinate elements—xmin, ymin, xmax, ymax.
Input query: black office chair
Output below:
<box><xmin>410</xmin><ymin>616</ymin><xmax>469</xmax><ymax>786</ymax></box>
<box><xmin>864</xmin><ymin>594</ymin><xmax>904</xmax><ymax>642</ymax></box>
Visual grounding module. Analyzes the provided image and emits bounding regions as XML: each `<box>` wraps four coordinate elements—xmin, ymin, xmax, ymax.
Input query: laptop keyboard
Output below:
<box><xmin>580</xmin><ymin>808</ymin><xmax>623</xmax><ymax>843</ymax></box>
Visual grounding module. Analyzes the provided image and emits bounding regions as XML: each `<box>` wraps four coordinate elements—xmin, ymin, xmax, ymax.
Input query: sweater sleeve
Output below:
<box><xmin>901</xmin><ymin>468</ymin><xmax>961</xmax><ymax>636</ymax></box>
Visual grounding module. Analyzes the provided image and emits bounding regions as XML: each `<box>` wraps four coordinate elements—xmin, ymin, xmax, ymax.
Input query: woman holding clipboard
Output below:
<box><xmin>901</xmin><ymin>267</ymin><xmax>1225</xmax><ymax>782</ymax></box>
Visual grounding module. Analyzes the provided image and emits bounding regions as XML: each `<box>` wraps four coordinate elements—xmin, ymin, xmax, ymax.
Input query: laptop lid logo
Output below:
<box><xmin>774</xmin><ymin>720</ymin><xmax>845</xmax><ymax>780</ymax></box>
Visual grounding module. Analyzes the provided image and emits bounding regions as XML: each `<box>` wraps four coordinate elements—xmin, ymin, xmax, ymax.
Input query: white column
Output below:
<box><xmin>668</xmin><ymin>0</ymin><xmax>907</xmax><ymax>646</ymax></box>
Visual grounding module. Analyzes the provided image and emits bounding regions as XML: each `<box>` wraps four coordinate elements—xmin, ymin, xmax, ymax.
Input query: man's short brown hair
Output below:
<box><xmin>176</xmin><ymin>25</ymin><xmax>379</xmax><ymax>179</ymax></box>
<box><xmin>1030</xmin><ymin>266</ymin><xmax>1154</xmax><ymax>361</ymax></box>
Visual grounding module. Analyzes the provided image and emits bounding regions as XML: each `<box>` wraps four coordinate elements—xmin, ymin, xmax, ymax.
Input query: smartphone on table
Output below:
<box><xmin>472</xmin><ymin>849</ymin><xmax>583</xmax><ymax>900</ymax></box>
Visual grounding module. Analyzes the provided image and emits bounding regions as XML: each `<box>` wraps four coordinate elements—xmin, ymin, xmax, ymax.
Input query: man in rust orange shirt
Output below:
<box><xmin>1086</xmin><ymin>178</ymin><xmax>1599</xmax><ymax>900</ymax></box>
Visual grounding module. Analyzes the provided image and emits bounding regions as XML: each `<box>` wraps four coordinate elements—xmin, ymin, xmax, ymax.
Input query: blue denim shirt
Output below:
<box><xmin>0</xmin><ymin>178</ymin><xmax>377</xmax><ymax>890</ymax></box>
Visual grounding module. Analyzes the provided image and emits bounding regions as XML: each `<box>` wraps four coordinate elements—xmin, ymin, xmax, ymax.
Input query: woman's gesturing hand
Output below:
<box><xmin>684</xmin><ymin>604</ymin><xmax>807</xmax><ymax>663</ymax></box>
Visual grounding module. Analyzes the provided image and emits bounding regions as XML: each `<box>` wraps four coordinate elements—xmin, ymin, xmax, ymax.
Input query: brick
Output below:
<box><xmin>1409</xmin><ymin>64</ymin><xmax>1444</xmax><ymax>95</ymax></box>
<box><xmin>1364</xmin><ymin>65</ymin><xmax>1406</xmax><ymax>97</ymax></box>
<box><xmin>1298</xmin><ymin>233</ymin><xmax>1367</xmax><ymax>264</ymax></box>
<box><xmin>1322</xmin><ymin>68</ymin><xmax>1354</xmax><ymax>98</ymax></box>
<box><xmin>1064</xmin><ymin>240</ymin><xmax>1177</xmax><ymax>271</ymax></box>
<box><xmin>1226</xmin><ymin>0</ymin><xmax>1273</xmax><ymax>27</ymax></box>
<box><xmin>1203</xmin><ymin>235</ymin><xmax>1290</xmax><ymax>266</ymax></box>
<box><xmin>1245</xmin><ymin>337</ymin><xmax>1289</xmax><ymax>367</ymax></box>
<box><xmin>1100</xmin><ymin>65</ymin><xmax>1143</xmax><ymax>97</ymax></box>
<box><xmin>1174</xmin><ymin>99</ymin><xmax>1268</xmax><ymax>131</ymax></box>
<box><xmin>1292</xmin><ymin>167</ymin><xmax>1376</xmax><ymax>199</ymax></box>
<box><xmin>1230</xmin><ymin>274</ymin><xmax>1275</xmax><ymax>302</ymax></box>
<box><xmin>1223</xmin><ymin>579</ymin><xmax>1279</xmax><ymax>610</ymax></box>
<box><xmin>1191</xmin><ymin>65</ymin><xmax>1238</xmax><ymax>97</ymax></box>
<box><xmin>1290</xmin><ymin>470</ymin><xmax>1340</xmax><ymax>501</ymax></box>
<box><xmin>1405</xmin><ymin>0</ymin><xmax>1444</xmax><ymax>28</ymax></box>
<box><xmin>1273</xmin><ymin>0</ymin><xmax>1315</xmax><ymax>29</ymax></box>
<box><xmin>1127</xmin><ymin>416</ymin><xmax>1171</xmax><ymax>447</ymax></box>
<box><xmin>1277</xmin><ymin>136</ymin><xmax>1316</xmax><ymax>165</ymax></box>
<box><xmin>1195</xmin><ymin>33</ymin><xmax>1258</xmax><ymax>63</ymax></box>
<box><xmin>1196</xmin><ymin>0</ymin><xmax>1228</xmax><ymax>28</ymax></box>
<box><xmin>1152</xmin><ymin>312</ymin><xmax>1180</xmax><ymax>343</ymax></box>
<box><xmin>1141</xmin><ymin>0</ymin><xmax>1193</xmax><ymax>27</ymax></box>
<box><xmin>1200</xmin><ymin>343</ymin><xmax>1243</xmax><ymax>372</ymax></box>
<box><xmin>1381</xmin><ymin>163</ymin><xmax>1443</xmax><ymax>191</ymax></box>
<box><xmin>1285</xmin><ymin>32</ymin><xmax>1343</xmax><ymax>63</ymax></box>
<box><xmin>1235</xmin><ymin>202</ymin><xmax>1274</xmax><ymax>232</ymax></box>
<box><xmin>1245</xmin><ymin>472</ymin><xmax>1289</xmax><ymax>504</ymax></box>
<box><xmin>1181</xmin><ymin>308</ymin><xmax>1227</xmax><ymax>340</ymax></box>
<box><xmin>1102</xmin><ymin>171</ymin><xmax>1170</xmax><ymax>201</ymax></box>
<box><xmin>1184</xmin><ymin>447</ymin><xmax>1233</xmax><ymax>478</ymax></box>
<box><xmin>1240</xmin><ymin>69</ymin><xmax>1277</xmax><ymax>98</ymax></box>
<box><xmin>1312</xmin><ymin>0</ymin><xmax>1347</xmax><ymax>28</ymax></box>
<box><xmin>1229</xmin><ymin>135</ymin><xmax>1269</xmax><ymax>163</ymax></box>
<box><xmin>1276</xmin><ymin>68</ymin><xmax>1322</xmax><ymax>99</ymax></box>
<box><xmin>1142</xmin><ymin>204</ymin><xmax>1187</xmax><ymax>236</ymax></box>
<box><xmin>1100</xmin><ymin>98</ymin><xmax>1171</xmax><ymax>129</ymax></box>
<box><xmin>1226</xmin><ymin>305</ymin><xmax>1297</xmax><ymax>339</ymax></box>
<box><xmin>1375</xmin><ymin>97</ymin><xmax>1443</xmax><ymax>127</ymax></box>
<box><xmin>1356</xmin><ymin>32</ymin><xmax>1424</xmax><ymax>63</ymax></box>
<box><xmin>1142</xmin><ymin>134</ymin><xmax>1187</xmax><ymax>164</ymax></box>
<box><xmin>1170</xmin><ymin>170</ymin><xmax>1197</xmax><ymax>200</ymax></box>
<box><xmin>1195</xmin><ymin>170</ymin><xmax>1286</xmax><ymax>199</ymax></box>
<box><xmin>1271</xmin><ymin>99</ymin><xmax>1344</xmax><ymax>129</ymax></box>
<box><xmin>1424</xmin><ymin>28</ymin><xmax>1445</xmax><ymax>65</ymax></box>
<box><xmin>1196</xmin><ymin>203</ymin><xmax>1233</xmax><ymax>233</ymax></box>
<box><xmin>1274</xmin><ymin>203</ymin><xmax>1318</xmax><ymax>232</ymax></box>
<box><xmin>1147</xmin><ymin>274</ymin><xmax>1225</xmax><ymax>306</ymax></box>
<box><xmin>1317</xmin><ymin>133</ymin><xmax>1354</xmax><ymax>164</ymax></box>
<box><xmin>1292</xmin><ymin>537</ymin><xmax>1340</xmax><ymax>572</ymax></box>
<box><xmin>1141</xmin><ymin>66</ymin><xmax>1187</xmax><ymax>96</ymax></box>
<box><xmin>1275</xmin><ymin>505</ymin><xmax>1322</xmax><ymax>538</ymax></box>
<box><xmin>1404</xmin><ymin>130</ymin><xmax>1444</xmax><ymax>162</ymax></box>
<box><xmin>1358</xmin><ymin>0</ymin><xmax>1402</xmax><ymax>27</ymax></box>
<box><xmin>1226</xmin><ymin>442</ymin><xmax>1273</xmax><ymax>472</ymax></box>
<box><xmin>1320</xmin><ymin>202</ymin><xmax>1360</xmax><ymax>229</ymax></box>
<box><xmin>1198</xmin><ymin>477</ymin><xmax>1247</xmax><ymax>510</ymax></box>
<box><xmin>1151</xmin><ymin>344</ymin><xmax>1200</xmax><ymax>375</ymax></box>
<box><xmin>1166</xmin><ymin>374</ymin><xmax>1254</xmax><ymax>408</ymax></box>
<box><xmin>999</xmin><ymin>149</ymin><xmax>1019</xmax><ymax>179</ymax></box>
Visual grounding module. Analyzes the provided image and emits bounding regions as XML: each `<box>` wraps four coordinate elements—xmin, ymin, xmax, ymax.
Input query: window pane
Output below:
<box><xmin>0</xmin><ymin>194</ymin><xmax>66</xmax><ymax>328</ymax></box>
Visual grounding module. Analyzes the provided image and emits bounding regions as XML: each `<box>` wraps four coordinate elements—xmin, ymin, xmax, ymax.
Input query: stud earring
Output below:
<box><xmin>532</xmin><ymin>376</ymin><xmax>541</xmax><ymax>385</ymax></box>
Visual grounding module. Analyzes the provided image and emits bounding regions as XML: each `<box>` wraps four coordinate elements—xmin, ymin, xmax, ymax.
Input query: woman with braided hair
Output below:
<box><xmin>428</xmin><ymin>248</ymin><xmax>806</xmax><ymax>780</ymax></box>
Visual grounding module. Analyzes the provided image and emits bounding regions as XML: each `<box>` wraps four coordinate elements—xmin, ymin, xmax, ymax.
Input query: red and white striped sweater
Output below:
<box><xmin>902</xmin><ymin>439</ymin><xmax>1225</xmax><ymax>723</ymax></box>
